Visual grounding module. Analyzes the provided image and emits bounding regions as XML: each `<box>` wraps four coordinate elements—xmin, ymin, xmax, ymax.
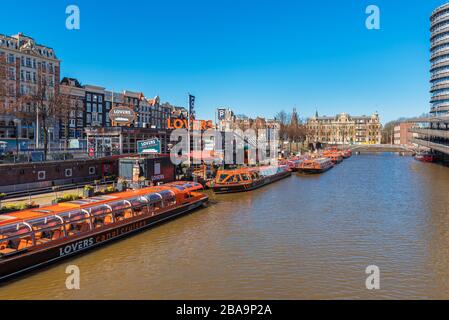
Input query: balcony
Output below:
<box><xmin>431</xmin><ymin>26</ymin><xmax>449</xmax><ymax>40</ymax></box>
<box><xmin>411</xmin><ymin>138</ymin><xmax>449</xmax><ymax>155</ymax></box>
<box><xmin>410</xmin><ymin>128</ymin><xmax>449</xmax><ymax>139</ymax></box>
<box><xmin>432</xmin><ymin>12</ymin><xmax>449</xmax><ymax>27</ymax></box>
<box><xmin>431</xmin><ymin>48</ymin><xmax>449</xmax><ymax>61</ymax></box>
<box><xmin>431</xmin><ymin>82</ymin><xmax>449</xmax><ymax>92</ymax></box>
<box><xmin>430</xmin><ymin>60</ymin><xmax>449</xmax><ymax>71</ymax></box>
<box><xmin>431</xmin><ymin>71</ymin><xmax>449</xmax><ymax>81</ymax></box>
<box><xmin>431</xmin><ymin>93</ymin><xmax>449</xmax><ymax>102</ymax></box>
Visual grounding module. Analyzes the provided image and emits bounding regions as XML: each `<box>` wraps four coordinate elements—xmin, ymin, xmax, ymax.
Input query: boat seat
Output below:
<box><xmin>0</xmin><ymin>241</ymin><xmax>8</xmax><ymax>250</ymax></box>
<box><xmin>78</xmin><ymin>223</ymin><xmax>91</xmax><ymax>233</ymax></box>
<box><xmin>0</xmin><ymin>247</ymin><xmax>16</xmax><ymax>254</ymax></box>
<box><xmin>35</xmin><ymin>238</ymin><xmax>52</xmax><ymax>245</ymax></box>
<box><xmin>17</xmin><ymin>238</ymin><xmax>33</xmax><ymax>250</ymax></box>
<box><xmin>67</xmin><ymin>222</ymin><xmax>90</xmax><ymax>235</ymax></box>
<box><xmin>52</xmin><ymin>229</ymin><xmax>63</xmax><ymax>240</ymax></box>
<box><xmin>124</xmin><ymin>210</ymin><xmax>133</xmax><ymax>219</ymax></box>
<box><xmin>104</xmin><ymin>216</ymin><xmax>113</xmax><ymax>225</ymax></box>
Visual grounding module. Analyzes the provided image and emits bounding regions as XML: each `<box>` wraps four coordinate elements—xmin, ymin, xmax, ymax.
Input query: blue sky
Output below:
<box><xmin>0</xmin><ymin>0</ymin><xmax>446</xmax><ymax>123</ymax></box>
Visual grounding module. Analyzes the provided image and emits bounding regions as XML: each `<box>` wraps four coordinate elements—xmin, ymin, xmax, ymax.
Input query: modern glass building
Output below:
<box><xmin>430</xmin><ymin>3</ymin><xmax>449</xmax><ymax>116</ymax></box>
<box><xmin>410</xmin><ymin>3</ymin><xmax>449</xmax><ymax>160</ymax></box>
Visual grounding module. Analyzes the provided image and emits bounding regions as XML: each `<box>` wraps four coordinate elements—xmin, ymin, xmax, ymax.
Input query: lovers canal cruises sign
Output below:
<box><xmin>137</xmin><ymin>138</ymin><xmax>161</xmax><ymax>154</ymax></box>
<box><xmin>167</xmin><ymin>118</ymin><xmax>214</xmax><ymax>130</ymax></box>
<box><xmin>109</xmin><ymin>106</ymin><xmax>136</xmax><ymax>126</ymax></box>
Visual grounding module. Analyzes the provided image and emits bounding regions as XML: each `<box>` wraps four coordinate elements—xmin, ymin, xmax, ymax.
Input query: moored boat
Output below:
<box><xmin>323</xmin><ymin>152</ymin><xmax>343</xmax><ymax>164</ymax></box>
<box><xmin>341</xmin><ymin>149</ymin><xmax>352</xmax><ymax>158</ymax></box>
<box><xmin>415</xmin><ymin>153</ymin><xmax>435</xmax><ymax>163</ymax></box>
<box><xmin>280</xmin><ymin>157</ymin><xmax>305</xmax><ymax>172</ymax></box>
<box><xmin>298</xmin><ymin>157</ymin><xmax>334</xmax><ymax>174</ymax></box>
<box><xmin>210</xmin><ymin>165</ymin><xmax>291</xmax><ymax>194</ymax></box>
<box><xmin>0</xmin><ymin>181</ymin><xmax>208</xmax><ymax>282</ymax></box>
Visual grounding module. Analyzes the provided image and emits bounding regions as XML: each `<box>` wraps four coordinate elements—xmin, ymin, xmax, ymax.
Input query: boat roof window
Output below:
<box><xmin>0</xmin><ymin>222</ymin><xmax>32</xmax><ymax>238</ymax></box>
<box><xmin>127</xmin><ymin>197</ymin><xmax>148</xmax><ymax>207</ymax></box>
<box><xmin>108</xmin><ymin>200</ymin><xmax>131</xmax><ymax>211</ymax></box>
<box><xmin>88</xmin><ymin>204</ymin><xmax>113</xmax><ymax>216</ymax></box>
<box><xmin>144</xmin><ymin>193</ymin><xmax>163</xmax><ymax>204</ymax></box>
<box><xmin>26</xmin><ymin>216</ymin><xmax>63</xmax><ymax>230</ymax></box>
<box><xmin>57</xmin><ymin>210</ymin><xmax>88</xmax><ymax>222</ymax></box>
<box><xmin>158</xmin><ymin>190</ymin><xmax>176</xmax><ymax>200</ymax></box>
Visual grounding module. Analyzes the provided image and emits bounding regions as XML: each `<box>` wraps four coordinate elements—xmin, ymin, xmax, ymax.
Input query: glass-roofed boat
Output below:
<box><xmin>0</xmin><ymin>181</ymin><xmax>208</xmax><ymax>282</ymax></box>
<box><xmin>209</xmin><ymin>165</ymin><xmax>291</xmax><ymax>194</ymax></box>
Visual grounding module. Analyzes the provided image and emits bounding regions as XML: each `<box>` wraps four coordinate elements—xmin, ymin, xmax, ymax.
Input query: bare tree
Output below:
<box><xmin>22</xmin><ymin>69</ymin><xmax>58</xmax><ymax>160</ymax></box>
<box><xmin>0</xmin><ymin>54</ymin><xmax>27</xmax><ymax>157</ymax></box>
<box><xmin>56</xmin><ymin>87</ymin><xmax>77</xmax><ymax>150</ymax></box>
<box><xmin>274</xmin><ymin>110</ymin><xmax>290</xmax><ymax>141</ymax></box>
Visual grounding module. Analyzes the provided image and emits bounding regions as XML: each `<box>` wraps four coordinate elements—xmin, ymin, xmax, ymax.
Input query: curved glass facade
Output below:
<box><xmin>431</xmin><ymin>4</ymin><xmax>449</xmax><ymax>115</ymax></box>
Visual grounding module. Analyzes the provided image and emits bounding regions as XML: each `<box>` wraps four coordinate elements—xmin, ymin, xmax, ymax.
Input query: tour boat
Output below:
<box><xmin>323</xmin><ymin>152</ymin><xmax>343</xmax><ymax>164</ymax></box>
<box><xmin>298</xmin><ymin>157</ymin><xmax>334</xmax><ymax>174</ymax></box>
<box><xmin>280</xmin><ymin>157</ymin><xmax>305</xmax><ymax>172</ymax></box>
<box><xmin>342</xmin><ymin>149</ymin><xmax>352</xmax><ymax>158</ymax></box>
<box><xmin>210</xmin><ymin>165</ymin><xmax>291</xmax><ymax>194</ymax></box>
<box><xmin>414</xmin><ymin>153</ymin><xmax>435</xmax><ymax>163</ymax></box>
<box><xmin>0</xmin><ymin>182</ymin><xmax>208</xmax><ymax>282</ymax></box>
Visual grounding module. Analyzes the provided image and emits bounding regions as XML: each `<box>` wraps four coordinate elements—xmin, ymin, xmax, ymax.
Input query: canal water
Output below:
<box><xmin>1</xmin><ymin>153</ymin><xmax>449</xmax><ymax>299</ymax></box>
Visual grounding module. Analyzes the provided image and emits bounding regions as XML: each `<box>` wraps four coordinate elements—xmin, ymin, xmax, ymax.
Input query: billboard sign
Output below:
<box><xmin>137</xmin><ymin>138</ymin><xmax>161</xmax><ymax>154</ymax></box>
<box><xmin>109</xmin><ymin>106</ymin><xmax>136</xmax><ymax>126</ymax></box>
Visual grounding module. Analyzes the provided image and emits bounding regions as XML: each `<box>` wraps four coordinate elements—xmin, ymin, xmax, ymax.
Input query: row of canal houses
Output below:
<box><xmin>0</xmin><ymin>33</ymin><xmax>188</xmax><ymax>148</ymax></box>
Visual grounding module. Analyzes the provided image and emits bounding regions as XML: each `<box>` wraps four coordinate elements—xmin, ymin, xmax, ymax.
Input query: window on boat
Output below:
<box><xmin>229</xmin><ymin>175</ymin><xmax>236</xmax><ymax>182</ymax></box>
<box><xmin>58</xmin><ymin>211</ymin><xmax>92</xmax><ymax>236</ymax></box>
<box><xmin>241</xmin><ymin>174</ymin><xmax>251</xmax><ymax>181</ymax></box>
<box><xmin>217</xmin><ymin>174</ymin><xmax>229</xmax><ymax>183</ymax></box>
<box><xmin>159</xmin><ymin>190</ymin><xmax>177</xmax><ymax>207</ymax></box>
<box><xmin>27</xmin><ymin>216</ymin><xmax>65</xmax><ymax>244</ymax></box>
<box><xmin>0</xmin><ymin>222</ymin><xmax>34</xmax><ymax>256</ymax></box>
<box><xmin>89</xmin><ymin>204</ymin><xmax>114</xmax><ymax>228</ymax></box>
<box><xmin>109</xmin><ymin>200</ymin><xmax>133</xmax><ymax>222</ymax></box>
<box><xmin>144</xmin><ymin>193</ymin><xmax>164</xmax><ymax>213</ymax></box>
<box><xmin>128</xmin><ymin>196</ymin><xmax>149</xmax><ymax>216</ymax></box>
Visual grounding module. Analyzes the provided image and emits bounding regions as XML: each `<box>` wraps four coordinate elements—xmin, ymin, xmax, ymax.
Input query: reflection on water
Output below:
<box><xmin>1</xmin><ymin>153</ymin><xmax>449</xmax><ymax>299</ymax></box>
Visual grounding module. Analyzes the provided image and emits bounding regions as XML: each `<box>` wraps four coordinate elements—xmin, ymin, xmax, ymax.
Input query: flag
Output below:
<box><xmin>189</xmin><ymin>94</ymin><xmax>196</xmax><ymax>119</ymax></box>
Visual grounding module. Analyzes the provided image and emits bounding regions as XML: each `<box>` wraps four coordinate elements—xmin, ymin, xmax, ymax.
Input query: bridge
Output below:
<box><xmin>348</xmin><ymin>144</ymin><xmax>416</xmax><ymax>154</ymax></box>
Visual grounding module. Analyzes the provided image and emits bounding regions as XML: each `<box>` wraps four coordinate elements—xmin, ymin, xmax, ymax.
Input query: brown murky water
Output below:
<box><xmin>1</xmin><ymin>153</ymin><xmax>449</xmax><ymax>299</ymax></box>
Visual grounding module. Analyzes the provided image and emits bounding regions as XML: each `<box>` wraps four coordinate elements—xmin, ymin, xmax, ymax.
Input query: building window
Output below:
<box><xmin>8</xmin><ymin>68</ymin><xmax>15</xmax><ymax>80</ymax></box>
<box><xmin>86</xmin><ymin>94</ymin><xmax>92</xmax><ymax>102</ymax></box>
<box><xmin>37</xmin><ymin>171</ymin><xmax>46</xmax><ymax>180</ymax></box>
<box><xmin>65</xmin><ymin>168</ymin><xmax>73</xmax><ymax>177</ymax></box>
<box><xmin>86</xmin><ymin>103</ymin><xmax>91</xmax><ymax>112</ymax></box>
